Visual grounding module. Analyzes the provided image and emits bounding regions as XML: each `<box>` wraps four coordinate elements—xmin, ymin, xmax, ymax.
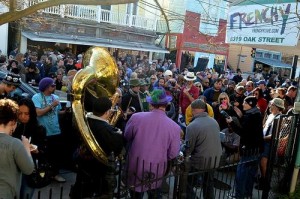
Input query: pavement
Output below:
<box><xmin>31</xmin><ymin>169</ymin><xmax>263</xmax><ymax>199</ymax></box>
<box><xmin>33</xmin><ymin>169</ymin><xmax>76</xmax><ymax>199</ymax></box>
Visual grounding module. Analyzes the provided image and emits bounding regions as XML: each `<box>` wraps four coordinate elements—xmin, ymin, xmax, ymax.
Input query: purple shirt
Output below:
<box><xmin>124</xmin><ymin>109</ymin><xmax>181</xmax><ymax>192</ymax></box>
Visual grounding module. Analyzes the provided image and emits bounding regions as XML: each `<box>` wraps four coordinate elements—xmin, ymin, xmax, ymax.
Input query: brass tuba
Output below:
<box><xmin>72</xmin><ymin>47</ymin><xmax>121</xmax><ymax>165</ymax></box>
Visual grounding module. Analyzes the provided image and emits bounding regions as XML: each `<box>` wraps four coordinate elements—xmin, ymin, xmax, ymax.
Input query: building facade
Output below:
<box><xmin>164</xmin><ymin>0</ymin><xmax>229</xmax><ymax>72</ymax></box>
<box><xmin>12</xmin><ymin>1</ymin><xmax>169</xmax><ymax>61</ymax></box>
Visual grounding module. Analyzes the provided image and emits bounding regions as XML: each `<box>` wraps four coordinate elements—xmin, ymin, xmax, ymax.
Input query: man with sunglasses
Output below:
<box><xmin>32</xmin><ymin>77</ymin><xmax>66</xmax><ymax>183</ymax></box>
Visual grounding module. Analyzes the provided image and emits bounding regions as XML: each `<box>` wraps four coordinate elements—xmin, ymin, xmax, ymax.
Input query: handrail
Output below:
<box><xmin>25</xmin><ymin>1</ymin><xmax>157</xmax><ymax>31</ymax></box>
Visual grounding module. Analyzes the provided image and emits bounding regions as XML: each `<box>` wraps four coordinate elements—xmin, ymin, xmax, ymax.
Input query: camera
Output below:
<box><xmin>220</xmin><ymin>110</ymin><xmax>230</xmax><ymax>119</ymax></box>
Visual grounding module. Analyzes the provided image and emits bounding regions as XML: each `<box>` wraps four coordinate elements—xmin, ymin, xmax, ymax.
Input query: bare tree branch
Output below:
<box><xmin>0</xmin><ymin>0</ymin><xmax>137</xmax><ymax>25</ymax></box>
<box><xmin>153</xmin><ymin>0</ymin><xmax>171</xmax><ymax>49</ymax></box>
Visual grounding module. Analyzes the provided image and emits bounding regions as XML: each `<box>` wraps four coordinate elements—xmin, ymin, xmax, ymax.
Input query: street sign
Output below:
<box><xmin>226</xmin><ymin>0</ymin><xmax>300</xmax><ymax>46</ymax></box>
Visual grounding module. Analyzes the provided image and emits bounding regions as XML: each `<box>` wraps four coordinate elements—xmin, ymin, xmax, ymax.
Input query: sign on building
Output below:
<box><xmin>226</xmin><ymin>0</ymin><xmax>300</xmax><ymax>46</ymax></box>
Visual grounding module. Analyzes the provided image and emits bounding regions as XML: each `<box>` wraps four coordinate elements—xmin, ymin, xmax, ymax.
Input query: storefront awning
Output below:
<box><xmin>255</xmin><ymin>57</ymin><xmax>292</xmax><ymax>69</ymax></box>
<box><xmin>22</xmin><ymin>31</ymin><xmax>169</xmax><ymax>53</ymax></box>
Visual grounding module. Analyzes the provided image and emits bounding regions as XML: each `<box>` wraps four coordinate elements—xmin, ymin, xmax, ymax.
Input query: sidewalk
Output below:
<box><xmin>33</xmin><ymin>169</ymin><xmax>76</xmax><ymax>199</ymax></box>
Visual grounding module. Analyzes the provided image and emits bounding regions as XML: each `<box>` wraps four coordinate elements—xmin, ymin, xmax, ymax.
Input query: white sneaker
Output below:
<box><xmin>54</xmin><ymin>175</ymin><xmax>66</xmax><ymax>183</ymax></box>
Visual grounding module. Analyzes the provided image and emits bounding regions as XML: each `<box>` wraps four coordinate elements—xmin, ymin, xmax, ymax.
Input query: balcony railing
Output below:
<box><xmin>26</xmin><ymin>1</ymin><xmax>157</xmax><ymax>31</ymax></box>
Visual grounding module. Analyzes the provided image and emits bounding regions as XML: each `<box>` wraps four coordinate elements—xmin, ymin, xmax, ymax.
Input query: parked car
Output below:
<box><xmin>0</xmin><ymin>69</ymin><xmax>68</xmax><ymax>101</ymax></box>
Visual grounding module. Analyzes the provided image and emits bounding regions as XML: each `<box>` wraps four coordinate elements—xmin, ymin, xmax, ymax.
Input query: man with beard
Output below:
<box><xmin>201</xmin><ymin>77</ymin><xmax>210</xmax><ymax>91</ymax></box>
<box><xmin>225</xmin><ymin>80</ymin><xmax>236</xmax><ymax>96</ymax></box>
<box><xmin>203</xmin><ymin>78</ymin><xmax>223</xmax><ymax>108</ymax></box>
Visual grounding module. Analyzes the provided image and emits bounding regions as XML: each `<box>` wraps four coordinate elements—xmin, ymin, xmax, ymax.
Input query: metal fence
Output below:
<box><xmin>29</xmin><ymin>113</ymin><xmax>300</xmax><ymax>199</ymax></box>
<box><xmin>263</xmin><ymin>114</ymin><xmax>300</xmax><ymax>199</ymax></box>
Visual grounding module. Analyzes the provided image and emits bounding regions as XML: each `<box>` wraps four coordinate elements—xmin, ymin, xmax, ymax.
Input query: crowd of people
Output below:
<box><xmin>0</xmin><ymin>48</ymin><xmax>298</xmax><ymax>199</ymax></box>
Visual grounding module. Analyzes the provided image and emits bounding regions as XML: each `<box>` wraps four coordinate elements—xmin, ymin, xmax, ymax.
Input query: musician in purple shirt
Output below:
<box><xmin>124</xmin><ymin>87</ymin><xmax>181</xmax><ymax>198</ymax></box>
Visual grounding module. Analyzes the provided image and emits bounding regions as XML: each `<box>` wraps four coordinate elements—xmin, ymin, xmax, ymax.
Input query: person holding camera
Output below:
<box><xmin>226</xmin><ymin>96</ymin><xmax>264</xmax><ymax>199</ymax></box>
<box><xmin>215</xmin><ymin>93</ymin><xmax>242</xmax><ymax>131</ymax></box>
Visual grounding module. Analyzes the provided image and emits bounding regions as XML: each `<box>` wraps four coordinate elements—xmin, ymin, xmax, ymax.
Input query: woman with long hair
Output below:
<box><xmin>0</xmin><ymin>99</ymin><xmax>34</xmax><ymax>199</ymax></box>
<box><xmin>216</xmin><ymin>92</ymin><xmax>242</xmax><ymax>130</ymax></box>
<box><xmin>13</xmin><ymin>98</ymin><xmax>46</xmax><ymax>199</ymax></box>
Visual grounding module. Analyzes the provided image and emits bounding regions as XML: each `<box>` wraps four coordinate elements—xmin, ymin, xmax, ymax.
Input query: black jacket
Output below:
<box><xmin>231</xmin><ymin>107</ymin><xmax>264</xmax><ymax>155</ymax></box>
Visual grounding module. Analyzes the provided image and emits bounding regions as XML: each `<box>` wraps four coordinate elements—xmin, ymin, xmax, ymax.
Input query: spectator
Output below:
<box><xmin>225</xmin><ymin>80</ymin><xmax>236</xmax><ymax>97</ymax></box>
<box><xmin>185</xmin><ymin>95</ymin><xmax>214</xmax><ymax>125</ymax></box>
<box><xmin>221</xmin><ymin>120</ymin><xmax>240</xmax><ymax>164</ymax></box>
<box><xmin>9</xmin><ymin>47</ymin><xmax>19</xmax><ymax>58</ymax></box>
<box><xmin>252</xmin><ymin>87</ymin><xmax>268</xmax><ymax>114</ymax></box>
<box><xmin>244</xmin><ymin>81</ymin><xmax>254</xmax><ymax>96</ymax></box>
<box><xmin>227</xmin><ymin>96</ymin><xmax>264</xmax><ymax>199</ymax></box>
<box><xmin>0</xmin><ymin>73</ymin><xmax>21</xmax><ymax>99</ymax></box>
<box><xmin>185</xmin><ymin>99</ymin><xmax>222</xmax><ymax>198</ymax></box>
<box><xmin>25</xmin><ymin>63</ymin><xmax>41</xmax><ymax>86</ymax></box>
<box><xmin>55</xmin><ymin>69</ymin><xmax>65</xmax><ymax>91</ymax></box>
<box><xmin>7</xmin><ymin>60</ymin><xmax>19</xmax><ymax>74</ymax></box>
<box><xmin>256</xmin><ymin>98</ymin><xmax>284</xmax><ymax>190</ymax></box>
<box><xmin>201</xmin><ymin>77</ymin><xmax>210</xmax><ymax>91</ymax></box>
<box><xmin>203</xmin><ymin>78</ymin><xmax>223</xmax><ymax>107</ymax></box>
<box><xmin>229</xmin><ymin>86</ymin><xmax>245</xmax><ymax>112</ymax></box>
<box><xmin>285</xmin><ymin>86</ymin><xmax>297</xmax><ymax>111</ymax></box>
<box><xmin>27</xmin><ymin>52</ymin><xmax>45</xmax><ymax>79</ymax></box>
<box><xmin>232</xmin><ymin>70</ymin><xmax>243</xmax><ymax>84</ymax></box>
<box><xmin>0</xmin><ymin>99</ymin><xmax>34</xmax><ymax>199</ymax></box>
<box><xmin>216</xmin><ymin>92</ymin><xmax>242</xmax><ymax>130</ymax></box>
<box><xmin>179</xmin><ymin>72</ymin><xmax>199</xmax><ymax>118</ymax></box>
<box><xmin>124</xmin><ymin>88</ymin><xmax>181</xmax><ymax>198</ymax></box>
<box><xmin>257</xmin><ymin>80</ymin><xmax>271</xmax><ymax>102</ymax></box>
<box><xmin>32</xmin><ymin>77</ymin><xmax>66</xmax><ymax>182</ymax></box>
<box><xmin>13</xmin><ymin>98</ymin><xmax>47</xmax><ymax>199</ymax></box>
<box><xmin>15</xmin><ymin>53</ymin><xmax>26</xmax><ymax>81</ymax></box>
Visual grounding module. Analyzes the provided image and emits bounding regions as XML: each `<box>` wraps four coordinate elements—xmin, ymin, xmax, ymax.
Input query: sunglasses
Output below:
<box><xmin>220</xmin><ymin>98</ymin><xmax>226</xmax><ymax>100</ymax></box>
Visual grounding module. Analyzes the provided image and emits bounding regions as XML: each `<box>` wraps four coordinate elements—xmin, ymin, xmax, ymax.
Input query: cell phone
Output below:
<box><xmin>220</xmin><ymin>110</ymin><xmax>230</xmax><ymax>119</ymax></box>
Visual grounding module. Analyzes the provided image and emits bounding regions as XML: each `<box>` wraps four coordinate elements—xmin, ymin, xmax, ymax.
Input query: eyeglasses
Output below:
<box><xmin>220</xmin><ymin>98</ymin><xmax>226</xmax><ymax>101</ymax></box>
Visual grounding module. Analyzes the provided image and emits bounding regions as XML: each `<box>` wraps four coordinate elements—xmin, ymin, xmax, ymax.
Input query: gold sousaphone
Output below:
<box><xmin>72</xmin><ymin>47</ymin><xmax>120</xmax><ymax>165</ymax></box>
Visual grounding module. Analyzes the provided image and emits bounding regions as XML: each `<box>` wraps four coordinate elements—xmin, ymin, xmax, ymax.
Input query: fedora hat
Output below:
<box><xmin>129</xmin><ymin>78</ymin><xmax>141</xmax><ymax>87</ymax></box>
<box><xmin>184</xmin><ymin>72</ymin><xmax>196</xmax><ymax>81</ymax></box>
<box><xmin>270</xmin><ymin>98</ymin><xmax>285</xmax><ymax>109</ymax></box>
<box><xmin>146</xmin><ymin>87</ymin><xmax>172</xmax><ymax>105</ymax></box>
